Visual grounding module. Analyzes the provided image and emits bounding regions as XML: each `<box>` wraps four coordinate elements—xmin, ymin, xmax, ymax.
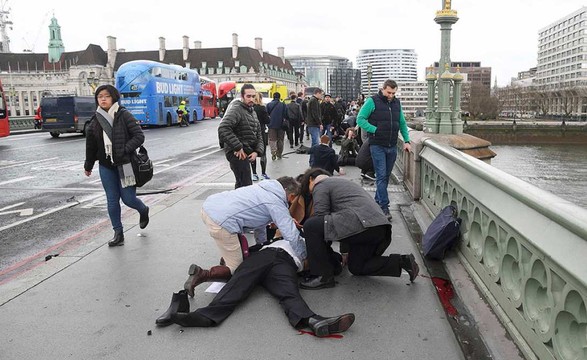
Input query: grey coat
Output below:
<box><xmin>312</xmin><ymin>177</ymin><xmax>390</xmax><ymax>242</ymax></box>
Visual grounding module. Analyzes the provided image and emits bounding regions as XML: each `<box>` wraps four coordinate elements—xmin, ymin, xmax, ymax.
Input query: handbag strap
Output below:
<box><xmin>95</xmin><ymin>112</ymin><xmax>113</xmax><ymax>142</ymax></box>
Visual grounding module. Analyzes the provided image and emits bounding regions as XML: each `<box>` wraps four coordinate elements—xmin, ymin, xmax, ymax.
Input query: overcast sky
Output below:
<box><xmin>4</xmin><ymin>0</ymin><xmax>586</xmax><ymax>86</ymax></box>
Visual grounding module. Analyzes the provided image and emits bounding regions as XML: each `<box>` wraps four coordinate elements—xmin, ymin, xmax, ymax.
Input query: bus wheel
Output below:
<box><xmin>211</xmin><ymin>110</ymin><xmax>217</xmax><ymax>119</ymax></box>
<box><xmin>193</xmin><ymin>110</ymin><xmax>198</xmax><ymax>122</ymax></box>
<box><xmin>50</xmin><ymin>131</ymin><xmax>60</xmax><ymax>138</ymax></box>
<box><xmin>166</xmin><ymin>113</ymin><xmax>172</xmax><ymax>127</ymax></box>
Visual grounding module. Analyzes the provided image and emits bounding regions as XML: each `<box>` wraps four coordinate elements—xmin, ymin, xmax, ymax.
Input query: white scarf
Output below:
<box><xmin>101</xmin><ymin>102</ymin><xmax>119</xmax><ymax>160</ymax></box>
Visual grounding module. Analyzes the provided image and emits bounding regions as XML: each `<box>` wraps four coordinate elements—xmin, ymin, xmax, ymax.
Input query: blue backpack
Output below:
<box><xmin>423</xmin><ymin>205</ymin><xmax>462</xmax><ymax>259</ymax></box>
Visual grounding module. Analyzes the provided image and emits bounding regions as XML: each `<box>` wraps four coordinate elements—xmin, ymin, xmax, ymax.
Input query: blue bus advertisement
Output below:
<box><xmin>116</xmin><ymin>60</ymin><xmax>203</xmax><ymax>126</ymax></box>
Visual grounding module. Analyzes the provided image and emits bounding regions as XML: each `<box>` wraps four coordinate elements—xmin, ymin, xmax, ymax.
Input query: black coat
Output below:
<box><xmin>218</xmin><ymin>100</ymin><xmax>264</xmax><ymax>158</ymax></box>
<box><xmin>84</xmin><ymin>107</ymin><xmax>144</xmax><ymax>171</ymax></box>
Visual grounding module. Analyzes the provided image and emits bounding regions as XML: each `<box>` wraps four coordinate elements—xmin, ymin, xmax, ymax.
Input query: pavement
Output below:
<box><xmin>0</xmin><ymin>139</ymin><xmax>519</xmax><ymax>360</ymax></box>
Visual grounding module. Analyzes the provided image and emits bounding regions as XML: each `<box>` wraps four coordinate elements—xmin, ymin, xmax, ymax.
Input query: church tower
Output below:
<box><xmin>48</xmin><ymin>16</ymin><xmax>64</xmax><ymax>63</ymax></box>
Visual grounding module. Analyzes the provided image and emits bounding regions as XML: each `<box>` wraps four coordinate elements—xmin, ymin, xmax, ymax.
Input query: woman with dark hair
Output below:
<box><xmin>84</xmin><ymin>84</ymin><xmax>150</xmax><ymax>247</ymax></box>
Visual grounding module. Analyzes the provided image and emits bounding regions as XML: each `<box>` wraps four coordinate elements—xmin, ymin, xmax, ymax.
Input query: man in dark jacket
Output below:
<box><xmin>299</xmin><ymin>174</ymin><xmax>419</xmax><ymax>290</ymax></box>
<box><xmin>266</xmin><ymin>92</ymin><xmax>288</xmax><ymax>160</ymax></box>
<box><xmin>320</xmin><ymin>94</ymin><xmax>337</xmax><ymax>147</ymax></box>
<box><xmin>296</xmin><ymin>91</ymin><xmax>306</xmax><ymax>145</ymax></box>
<box><xmin>286</xmin><ymin>93</ymin><xmax>303</xmax><ymax>148</ymax></box>
<box><xmin>218</xmin><ymin>84</ymin><xmax>264</xmax><ymax>188</ymax></box>
<box><xmin>305</xmin><ymin>88</ymin><xmax>323</xmax><ymax>148</ymax></box>
<box><xmin>357</xmin><ymin>79</ymin><xmax>411</xmax><ymax>219</ymax></box>
<box><xmin>308</xmin><ymin>135</ymin><xmax>343</xmax><ymax>175</ymax></box>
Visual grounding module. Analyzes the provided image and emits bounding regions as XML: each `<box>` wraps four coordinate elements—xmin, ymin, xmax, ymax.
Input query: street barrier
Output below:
<box><xmin>9</xmin><ymin>116</ymin><xmax>35</xmax><ymax>130</ymax></box>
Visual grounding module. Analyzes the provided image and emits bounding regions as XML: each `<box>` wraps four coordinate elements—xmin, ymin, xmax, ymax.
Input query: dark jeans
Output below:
<box><xmin>369</xmin><ymin>144</ymin><xmax>398</xmax><ymax>212</ymax></box>
<box><xmin>99</xmin><ymin>164</ymin><xmax>148</xmax><ymax>232</ymax></box>
<box><xmin>196</xmin><ymin>248</ymin><xmax>315</xmax><ymax>327</ymax></box>
<box><xmin>304</xmin><ymin>216</ymin><xmax>400</xmax><ymax>278</ymax></box>
<box><xmin>227</xmin><ymin>154</ymin><xmax>253</xmax><ymax>189</ymax></box>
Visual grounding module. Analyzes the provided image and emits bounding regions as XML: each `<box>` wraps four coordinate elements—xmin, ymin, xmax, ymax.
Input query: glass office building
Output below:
<box><xmin>356</xmin><ymin>49</ymin><xmax>418</xmax><ymax>95</ymax></box>
<box><xmin>287</xmin><ymin>55</ymin><xmax>361</xmax><ymax>101</ymax></box>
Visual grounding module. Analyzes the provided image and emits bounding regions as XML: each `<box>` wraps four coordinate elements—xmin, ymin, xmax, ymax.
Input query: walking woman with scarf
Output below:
<box><xmin>84</xmin><ymin>85</ymin><xmax>149</xmax><ymax>247</ymax></box>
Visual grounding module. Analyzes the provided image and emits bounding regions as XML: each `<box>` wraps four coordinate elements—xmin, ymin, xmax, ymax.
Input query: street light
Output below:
<box><xmin>87</xmin><ymin>71</ymin><xmax>100</xmax><ymax>93</ymax></box>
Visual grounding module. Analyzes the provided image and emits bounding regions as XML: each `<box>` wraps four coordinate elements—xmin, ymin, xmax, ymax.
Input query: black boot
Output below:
<box><xmin>139</xmin><ymin>206</ymin><xmax>149</xmax><ymax>229</ymax></box>
<box><xmin>155</xmin><ymin>290</ymin><xmax>190</xmax><ymax>326</ymax></box>
<box><xmin>108</xmin><ymin>229</ymin><xmax>124</xmax><ymax>247</ymax></box>
<box><xmin>171</xmin><ymin>311</ymin><xmax>214</xmax><ymax>327</ymax></box>
<box><xmin>308</xmin><ymin>313</ymin><xmax>355</xmax><ymax>337</ymax></box>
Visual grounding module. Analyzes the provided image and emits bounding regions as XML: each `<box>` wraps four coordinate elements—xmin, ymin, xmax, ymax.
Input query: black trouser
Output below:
<box><xmin>251</xmin><ymin>132</ymin><xmax>268</xmax><ymax>175</ymax></box>
<box><xmin>227</xmin><ymin>154</ymin><xmax>252</xmax><ymax>189</ymax></box>
<box><xmin>304</xmin><ymin>216</ymin><xmax>401</xmax><ymax>278</ymax></box>
<box><xmin>289</xmin><ymin>122</ymin><xmax>301</xmax><ymax>146</ymax></box>
<box><xmin>195</xmin><ymin>248</ymin><xmax>315</xmax><ymax>327</ymax></box>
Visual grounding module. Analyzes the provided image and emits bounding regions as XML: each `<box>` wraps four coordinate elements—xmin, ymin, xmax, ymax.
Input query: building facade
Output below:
<box><xmin>397</xmin><ymin>81</ymin><xmax>428</xmax><ymax>117</ymax></box>
<box><xmin>286</xmin><ymin>55</ymin><xmax>360</xmax><ymax>101</ymax></box>
<box><xmin>0</xmin><ymin>23</ymin><xmax>303</xmax><ymax>117</ymax></box>
<box><xmin>431</xmin><ymin>61</ymin><xmax>491</xmax><ymax>88</ymax></box>
<box><xmin>356</xmin><ymin>49</ymin><xmax>418</xmax><ymax>96</ymax></box>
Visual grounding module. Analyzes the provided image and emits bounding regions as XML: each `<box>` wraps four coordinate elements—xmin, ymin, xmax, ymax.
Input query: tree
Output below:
<box><xmin>466</xmin><ymin>83</ymin><xmax>498</xmax><ymax>119</ymax></box>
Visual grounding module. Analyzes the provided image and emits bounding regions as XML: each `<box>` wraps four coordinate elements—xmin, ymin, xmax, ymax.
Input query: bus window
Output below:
<box><xmin>164</xmin><ymin>96</ymin><xmax>172</xmax><ymax>107</ymax></box>
<box><xmin>172</xmin><ymin>96</ymin><xmax>178</xmax><ymax>107</ymax></box>
<box><xmin>121</xmin><ymin>92</ymin><xmax>140</xmax><ymax>98</ymax></box>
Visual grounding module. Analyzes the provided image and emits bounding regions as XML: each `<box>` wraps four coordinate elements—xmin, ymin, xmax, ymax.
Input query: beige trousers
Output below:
<box><xmin>201</xmin><ymin>208</ymin><xmax>242</xmax><ymax>273</ymax></box>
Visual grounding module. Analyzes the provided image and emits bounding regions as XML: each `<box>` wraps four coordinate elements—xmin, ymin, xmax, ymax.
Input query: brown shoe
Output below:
<box><xmin>183</xmin><ymin>264</ymin><xmax>232</xmax><ymax>297</ymax></box>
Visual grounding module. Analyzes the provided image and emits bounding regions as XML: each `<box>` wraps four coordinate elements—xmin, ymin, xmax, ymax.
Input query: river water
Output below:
<box><xmin>490</xmin><ymin>144</ymin><xmax>587</xmax><ymax>210</ymax></box>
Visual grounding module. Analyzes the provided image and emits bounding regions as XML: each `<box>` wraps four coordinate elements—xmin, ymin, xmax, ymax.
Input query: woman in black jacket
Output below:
<box><xmin>84</xmin><ymin>85</ymin><xmax>149</xmax><ymax>247</ymax></box>
<box><xmin>251</xmin><ymin>93</ymin><xmax>270</xmax><ymax>180</ymax></box>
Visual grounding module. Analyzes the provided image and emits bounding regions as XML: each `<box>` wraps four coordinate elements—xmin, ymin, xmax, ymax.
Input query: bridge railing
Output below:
<box><xmin>8</xmin><ymin>117</ymin><xmax>35</xmax><ymax>130</ymax></box>
<box><xmin>415</xmin><ymin>139</ymin><xmax>587</xmax><ymax>360</ymax></box>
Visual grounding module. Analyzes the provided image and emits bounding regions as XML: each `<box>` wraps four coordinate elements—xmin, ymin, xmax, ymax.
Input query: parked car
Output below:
<box><xmin>41</xmin><ymin>96</ymin><xmax>95</xmax><ymax>138</ymax></box>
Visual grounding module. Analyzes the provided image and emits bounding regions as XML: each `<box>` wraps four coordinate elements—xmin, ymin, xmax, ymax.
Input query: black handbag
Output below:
<box><xmin>130</xmin><ymin>145</ymin><xmax>153</xmax><ymax>187</ymax></box>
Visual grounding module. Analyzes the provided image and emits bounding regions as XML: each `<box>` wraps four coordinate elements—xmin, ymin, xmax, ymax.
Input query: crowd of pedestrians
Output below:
<box><xmin>152</xmin><ymin>81</ymin><xmax>416</xmax><ymax>338</ymax></box>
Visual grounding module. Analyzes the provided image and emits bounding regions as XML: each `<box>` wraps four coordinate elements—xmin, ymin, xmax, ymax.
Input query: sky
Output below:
<box><xmin>3</xmin><ymin>0</ymin><xmax>586</xmax><ymax>86</ymax></box>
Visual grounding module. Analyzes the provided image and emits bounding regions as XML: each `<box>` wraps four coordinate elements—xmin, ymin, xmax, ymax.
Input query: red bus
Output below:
<box><xmin>0</xmin><ymin>79</ymin><xmax>9</xmax><ymax>137</ymax></box>
<box><xmin>218</xmin><ymin>81</ymin><xmax>236</xmax><ymax>116</ymax></box>
<box><xmin>200</xmin><ymin>76</ymin><xmax>218</xmax><ymax>119</ymax></box>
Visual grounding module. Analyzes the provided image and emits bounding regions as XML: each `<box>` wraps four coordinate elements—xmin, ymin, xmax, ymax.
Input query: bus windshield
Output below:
<box><xmin>116</xmin><ymin>60</ymin><xmax>203</xmax><ymax>126</ymax></box>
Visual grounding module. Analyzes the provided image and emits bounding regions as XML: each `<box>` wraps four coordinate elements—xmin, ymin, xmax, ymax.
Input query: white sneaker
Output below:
<box><xmin>252</xmin><ymin>174</ymin><xmax>259</xmax><ymax>181</ymax></box>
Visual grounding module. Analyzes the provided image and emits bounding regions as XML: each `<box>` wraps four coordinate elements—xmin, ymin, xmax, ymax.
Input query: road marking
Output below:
<box><xmin>153</xmin><ymin>146</ymin><xmax>221</xmax><ymax>175</ymax></box>
<box><xmin>0</xmin><ymin>202</ymin><xmax>26</xmax><ymax>211</ymax></box>
<box><xmin>0</xmin><ymin>192</ymin><xmax>103</xmax><ymax>232</ymax></box>
<box><xmin>0</xmin><ymin>157</ymin><xmax>59</xmax><ymax>170</ymax></box>
<box><xmin>0</xmin><ymin>208</ymin><xmax>33</xmax><ymax>216</ymax></box>
<box><xmin>0</xmin><ymin>176</ymin><xmax>36</xmax><ymax>186</ymax></box>
<box><xmin>7</xmin><ymin>138</ymin><xmax>85</xmax><ymax>151</ymax></box>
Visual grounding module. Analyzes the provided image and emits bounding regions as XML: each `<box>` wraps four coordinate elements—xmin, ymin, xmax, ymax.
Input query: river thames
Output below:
<box><xmin>490</xmin><ymin>144</ymin><xmax>587</xmax><ymax>210</ymax></box>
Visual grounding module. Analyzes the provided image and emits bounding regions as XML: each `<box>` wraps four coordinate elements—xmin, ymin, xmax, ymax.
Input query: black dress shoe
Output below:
<box><xmin>139</xmin><ymin>206</ymin><xmax>149</xmax><ymax>229</ymax></box>
<box><xmin>171</xmin><ymin>312</ymin><xmax>214</xmax><ymax>327</ymax></box>
<box><xmin>299</xmin><ymin>275</ymin><xmax>335</xmax><ymax>290</ymax></box>
<box><xmin>401</xmin><ymin>254</ymin><xmax>419</xmax><ymax>282</ymax></box>
<box><xmin>155</xmin><ymin>290</ymin><xmax>190</xmax><ymax>326</ymax></box>
<box><xmin>308</xmin><ymin>313</ymin><xmax>355</xmax><ymax>337</ymax></box>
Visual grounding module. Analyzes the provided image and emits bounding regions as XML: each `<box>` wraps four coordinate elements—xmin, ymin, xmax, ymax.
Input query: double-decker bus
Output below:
<box><xmin>200</xmin><ymin>76</ymin><xmax>218</xmax><ymax>119</ymax></box>
<box><xmin>116</xmin><ymin>60</ymin><xmax>203</xmax><ymax>126</ymax></box>
<box><xmin>0</xmin><ymin>79</ymin><xmax>9</xmax><ymax>137</ymax></box>
<box><xmin>218</xmin><ymin>81</ymin><xmax>236</xmax><ymax>116</ymax></box>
